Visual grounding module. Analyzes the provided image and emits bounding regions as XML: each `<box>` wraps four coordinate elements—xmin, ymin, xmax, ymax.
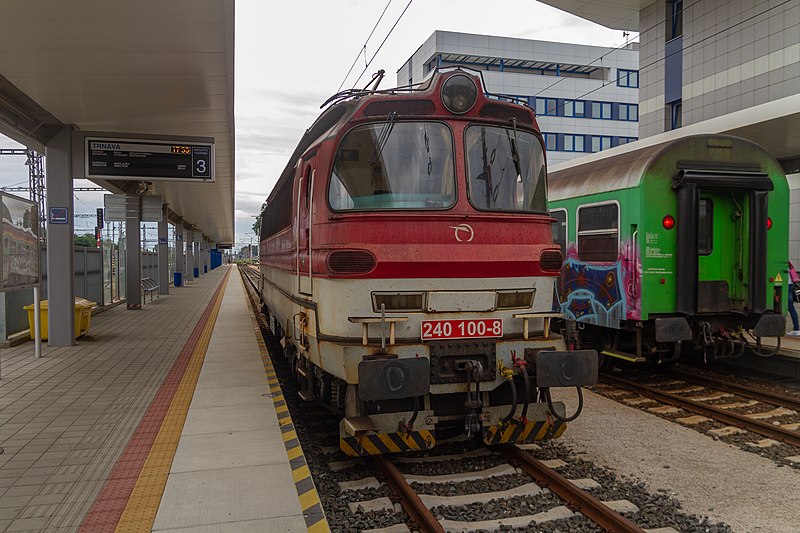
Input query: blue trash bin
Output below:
<box><xmin>194</xmin><ymin>267</ymin><xmax>199</xmax><ymax>277</ymax></box>
<box><xmin>174</xmin><ymin>272</ymin><xmax>183</xmax><ymax>287</ymax></box>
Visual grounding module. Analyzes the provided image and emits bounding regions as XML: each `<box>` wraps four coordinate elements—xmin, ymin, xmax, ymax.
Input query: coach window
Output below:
<box><xmin>577</xmin><ymin>203</ymin><xmax>619</xmax><ymax>262</ymax></box>
<box><xmin>550</xmin><ymin>209</ymin><xmax>567</xmax><ymax>253</ymax></box>
<box><xmin>465</xmin><ymin>125</ymin><xmax>547</xmax><ymax>213</ymax></box>
<box><xmin>698</xmin><ymin>199</ymin><xmax>713</xmax><ymax>255</ymax></box>
<box><xmin>329</xmin><ymin>122</ymin><xmax>455</xmax><ymax>211</ymax></box>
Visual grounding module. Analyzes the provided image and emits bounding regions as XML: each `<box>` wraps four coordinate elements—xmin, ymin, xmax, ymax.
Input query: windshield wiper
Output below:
<box><xmin>506</xmin><ymin>117</ymin><xmax>523</xmax><ymax>181</ymax></box>
<box><xmin>476</xmin><ymin>127</ymin><xmax>494</xmax><ymax>207</ymax></box>
<box><xmin>368</xmin><ymin>111</ymin><xmax>398</xmax><ymax>166</ymax></box>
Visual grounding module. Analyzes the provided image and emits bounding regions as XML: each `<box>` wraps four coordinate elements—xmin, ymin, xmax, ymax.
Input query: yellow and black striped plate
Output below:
<box><xmin>483</xmin><ymin>419</ymin><xmax>566</xmax><ymax>445</ymax></box>
<box><xmin>340</xmin><ymin>430</ymin><xmax>435</xmax><ymax>457</ymax></box>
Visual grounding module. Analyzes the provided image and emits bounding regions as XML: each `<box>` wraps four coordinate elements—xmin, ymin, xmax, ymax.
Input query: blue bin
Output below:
<box><xmin>194</xmin><ymin>267</ymin><xmax>199</xmax><ymax>277</ymax></box>
<box><xmin>174</xmin><ymin>272</ymin><xmax>183</xmax><ymax>287</ymax></box>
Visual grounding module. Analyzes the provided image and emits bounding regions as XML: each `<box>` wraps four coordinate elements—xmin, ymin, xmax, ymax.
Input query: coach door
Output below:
<box><xmin>296</xmin><ymin>164</ymin><xmax>314</xmax><ymax>295</ymax></box>
<box><xmin>674</xmin><ymin>168</ymin><xmax>771</xmax><ymax>316</ymax></box>
<box><xmin>696</xmin><ymin>193</ymin><xmax>745</xmax><ymax>312</ymax></box>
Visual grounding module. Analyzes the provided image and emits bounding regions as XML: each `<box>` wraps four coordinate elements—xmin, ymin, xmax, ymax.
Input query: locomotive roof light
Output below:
<box><xmin>662</xmin><ymin>214</ymin><xmax>675</xmax><ymax>230</ymax></box>
<box><xmin>441</xmin><ymin>74</ymin><xmax>478</xmax><ymax>114</ymax></box>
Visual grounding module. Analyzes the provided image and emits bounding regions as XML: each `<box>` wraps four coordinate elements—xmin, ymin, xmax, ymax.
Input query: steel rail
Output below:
<box><xmin>602</xmin><ymin>375</ymin><xmax>800</xmax><ymax>448</ymax></box>
<box><xmin>667</xmin><ymin>368</ymin><xmax>800</xmax><ymax>411</ymax></box>
<box><xmin>498</xmin><ymin>444</ymin><xmax>645</xmax><ymax>533</ymax></box>
<box><xmin>372</xmin><ymin>455</ymin><xmax>445</xmax><ymax>533</ymax></box>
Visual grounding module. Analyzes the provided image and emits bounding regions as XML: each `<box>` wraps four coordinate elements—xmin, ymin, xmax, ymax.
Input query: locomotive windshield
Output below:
<box><xmin>329</xmin><ymin>122</ymin><xmax>456</xmax><ymax>211</ymax></box>
<box><xmin>465</xmin><ymin>125</ymin><xmax>547</xmax><ymax>213</ymax></box>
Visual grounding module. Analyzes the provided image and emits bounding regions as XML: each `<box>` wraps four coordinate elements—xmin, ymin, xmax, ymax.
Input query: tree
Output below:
<box><xmin>74</xmin><ymin>233</ymin><xmax>96</xmax><ymax>247</ymax></box>
<box><xmin>252</xmin><ymin>201</ymin><xmax>266</xmax><ymax>235</ymax></box>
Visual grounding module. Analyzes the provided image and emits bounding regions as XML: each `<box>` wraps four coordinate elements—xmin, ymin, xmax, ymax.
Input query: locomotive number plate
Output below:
<box><xmin>421</xmin><ymin>319</ymin><xmax>503</xmax><ymax>341</ymax></box>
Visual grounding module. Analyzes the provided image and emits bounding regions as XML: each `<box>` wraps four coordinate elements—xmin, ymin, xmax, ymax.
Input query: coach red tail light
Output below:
<box><xmin>767</xmin><ymin>217</ymin><xmax>773</xmax><ymax>230</ymax></box>
<box><xmin>441</xmin><ymin>74</ymin><xmax>477</xmax><ymax>114</ymax></box>
<box><xmin>662</xmin><ymin>215</ymin><xmax>675</xmax><ymax>230</ymax></box>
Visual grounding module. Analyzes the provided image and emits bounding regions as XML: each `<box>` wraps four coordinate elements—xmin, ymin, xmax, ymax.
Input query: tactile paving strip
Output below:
<box><xmin>244</xmin><ymin>277</ymin><xmax>330</xmax><ymax>532</ymax></box>
<box><xmin>78</xmin><ymin>268</ymin><xmax>231</xmax><ymax>533</ymax></box>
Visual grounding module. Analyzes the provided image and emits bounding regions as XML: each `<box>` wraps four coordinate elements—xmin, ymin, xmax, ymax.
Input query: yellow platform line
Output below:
<box><xmin>114</xmin><ymin>269</ymin><xmax>230</xmax><ymax>533</ymax></box>
<box><xmin>241</xmin><ymin>271</ymin><xmax>330</xmax><ymax>533</ymax></box>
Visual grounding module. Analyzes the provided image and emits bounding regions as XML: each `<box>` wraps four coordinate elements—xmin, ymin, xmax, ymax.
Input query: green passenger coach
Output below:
<box><xmin>548</xmin><ymin>134</ymin><xmax>789</xmax><ymax>364</ymax></box>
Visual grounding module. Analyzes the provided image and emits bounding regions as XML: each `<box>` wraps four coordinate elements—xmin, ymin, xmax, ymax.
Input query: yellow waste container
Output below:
<box><xmin>24</xmin><ymin>297</ymin><xmax>97</xmax><ymax>340</ymax></box>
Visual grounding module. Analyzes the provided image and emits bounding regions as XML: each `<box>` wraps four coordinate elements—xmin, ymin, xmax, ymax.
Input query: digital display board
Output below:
<box><xmin>85</xmin><ymin>137</ymin><xmax>214</xmax><ymax>182</ymax></box>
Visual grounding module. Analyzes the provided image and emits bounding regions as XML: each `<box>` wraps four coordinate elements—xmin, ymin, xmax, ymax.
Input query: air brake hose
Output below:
<box><xmin>544</xmin><ymin>386</ymin><xmax>584</xmax><ymax>422</ymax></box>
<box><xmin>501</xmin><ymin>375</ymin><xmax>518</xmax><ymax>423</ymax></box>
<box><xmin>407</xmin><ymin>395</ymin><xmax>419</xmax><ymax>429</ymax></box>
<box><xmin>520</xmin><ymin>366</ymin><xmax>531</xmax><ymax>421</ymax></box>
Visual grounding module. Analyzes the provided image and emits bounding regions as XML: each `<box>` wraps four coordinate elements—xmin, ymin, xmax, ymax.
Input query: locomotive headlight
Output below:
<box><xmin>441</xmin><ymin>74</ymin><xmax>477</xmax><ymax>114</ymax></box>
<box><xmin>496</xmin><ymin>290</ymin><xmax>534</xmax><ymax>309</ymax></box>
<box><xmin>373</xmin><ymin>292</ymin><xmax>425</xmax><ymax>312</ymax></box>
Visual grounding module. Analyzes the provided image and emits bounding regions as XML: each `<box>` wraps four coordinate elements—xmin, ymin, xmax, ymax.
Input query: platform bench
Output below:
<box><xmin>141</xmin><ymin>278</ymin><xmax>159</xmax><ymax>303</ymax></box>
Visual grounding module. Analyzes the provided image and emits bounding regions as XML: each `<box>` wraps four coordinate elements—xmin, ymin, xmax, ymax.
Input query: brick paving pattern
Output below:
<box><xmin>0</xmin><ymin>267</ymin><xmax>228</xmax><ymax>532</ymax></box>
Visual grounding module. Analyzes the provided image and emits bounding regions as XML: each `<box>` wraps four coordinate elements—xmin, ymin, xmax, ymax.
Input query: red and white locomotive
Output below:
<box><xmin>258</xmin><ymin>69</ymin><xmax>596</xmax><ymax>456</ymax></box>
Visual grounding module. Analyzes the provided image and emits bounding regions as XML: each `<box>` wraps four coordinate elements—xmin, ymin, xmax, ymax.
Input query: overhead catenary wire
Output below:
<box><xmin>336</xmin><ymin>0</ymin><xmax>394</xmax><ymax>93</ymax></box>
<box><xmin>532</xmin><ymin>0</ymin><xmax>708</xmax><ymax>99</ymax></box>
<box><xmin>541</xmin><ymin>0</ymin><xmax>791</xmax><ymax>118</ymax></box>
<box><xmin>350</xmin><ymin>0</ymin><xmax>414</xmax><ymax>90</ymax></box>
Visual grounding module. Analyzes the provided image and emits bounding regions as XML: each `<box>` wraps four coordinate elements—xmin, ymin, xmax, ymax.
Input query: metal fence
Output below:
<box><xmin>0</xmin><ymin>246</ymin><xmax>162</xmax><ymax>339</ymax></box>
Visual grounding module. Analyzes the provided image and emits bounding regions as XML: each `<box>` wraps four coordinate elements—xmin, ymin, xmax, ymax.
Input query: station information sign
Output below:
<box><xmin>85</xmin><ymin>137</ymin><xmax>214</xmax><ymax>182</ymax></box>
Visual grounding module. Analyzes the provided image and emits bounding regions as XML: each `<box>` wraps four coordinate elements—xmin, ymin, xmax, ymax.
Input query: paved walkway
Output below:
<box><xmin>150</xmin><ymin>268</ymin><xmax>309</xmax><ymax>531</ymax></box>
<box><xmin>0</xmin><ymin>269</ymin><xmax>224</xmax><ymax>531</ymax></box>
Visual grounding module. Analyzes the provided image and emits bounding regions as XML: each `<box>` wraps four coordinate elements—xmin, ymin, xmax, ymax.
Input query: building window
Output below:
<box><xmin>667</xmin><ymin>0</ymin><xmax>683</xmax><ymax>41</ymax></box>
<box><xmin>591</xmin><ymin>136</ymin><xmax>612</xmax><ymax>153</ymax></box>
<box><xmin>618</xmin><ymin>103</ymin><xmax>639</xmax><ymax>121</ymax></box>
<box><xmin>591</xmin><ymin>101</ymin><xmax>612</xmax><ymax>119</ymax></box>
<box><xmin>667</xmin><ymin>100</ymin><xmax>682</xmax><ymax>130</ymax></box>
<box><xmin>616</xmin><ymin>137</ymin><xmax>638</xmax><ymax>145</ymax></box>
<box><xmin>617</xmin><ymin>69</ymin><xmax>639</xmax><ymax>88</ymax></box>
<box><xmin>564</xmin><ymin>134</ymin><xmax>585</xmax><ymax>152</ymax></box>
<box><xmin>535</xmin><ymin>97</ymin><xmax>558</xmax><ymax>116</ymax></box>
<box><xmin>577</xmin><ymin>203</ymin><xmax>619</xmax><ymax>262</ymax></box>
<box><xmin>550</xmin><ymin>209</ymin><xmax>568</xmax><ymax>254</ymax></box>
<box><xmin>564</xmin><ymin>100</ymin><xmax>585</xmax><ymax>117</ymax></box>
<box><xmin>543</xmin><ymin>132</ymin><xmax>557</xmax><ymax>151</ymax></box>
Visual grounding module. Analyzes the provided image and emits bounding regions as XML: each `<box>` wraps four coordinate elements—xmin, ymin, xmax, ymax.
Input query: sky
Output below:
<box><xmin>0</xmin><ymin>0</ymin><xmax>632</xmax><ymax>250</ymax></box>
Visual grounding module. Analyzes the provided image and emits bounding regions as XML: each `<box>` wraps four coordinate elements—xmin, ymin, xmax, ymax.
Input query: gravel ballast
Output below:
<box><xmin>552</xmin><ymin>387</ymin><xmax>800</xmax><ymax>532</ymax></box>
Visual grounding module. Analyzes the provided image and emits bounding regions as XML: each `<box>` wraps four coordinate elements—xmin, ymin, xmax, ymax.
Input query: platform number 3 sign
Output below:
<box><xmin>192</xmin><ymin>146</ymin><xmax>211</xmax><ymax>179</ymax></box>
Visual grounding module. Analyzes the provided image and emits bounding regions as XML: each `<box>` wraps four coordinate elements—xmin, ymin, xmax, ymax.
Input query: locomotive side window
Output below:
<box><xmin>550</xmin><ymin>209</ymin><xmax>567</xmax><ymax>253</ymax></box>
<box><xmin>577</xmin><ymin>203</ymin><xmax>619</xmax><ymax>262</ymax></box>
<box><xmin>261</xmin><ymin>180</ymin><xmax>293</xmax><ymax>239</ymax></box>
<box><xmin>698</xmin><ymin>198</ymin><xmax>713</xmax><ymax>255</ymax></box>
<box><xmin>465</xmin><ymin>125</ymin><xmax>547</xmax><ymax>213</ymax></box>
<box><xmin>328</xmin><ymin>122</ymin><xmax>455</xmax><ymax>211</ymax></box>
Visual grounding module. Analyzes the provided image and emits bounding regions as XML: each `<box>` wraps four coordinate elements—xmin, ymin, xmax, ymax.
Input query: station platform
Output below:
<box><xmin>0</xmin><ymin>265</ymin><xmax>326</xmax><ymax>532</ymax></box>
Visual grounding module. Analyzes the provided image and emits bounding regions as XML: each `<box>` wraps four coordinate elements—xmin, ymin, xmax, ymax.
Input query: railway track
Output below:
<box><xmin>665</xmin><ymin>367</ymin><xmax>800</xmax><ymax>411</ymax></box>
<box><xmin>364</xmin><ymin>443</ymin><xmax>647</xmax><ymax>533</ymax></box>
<box><xmin>600</xmin><ymin>374</ymin><xmax>800</xmax><ymax>448</ymax></box>
<box><xmin>239</xmin><ymin>266</ymin><xmax>731</xmax><ymax>532</ymax></box>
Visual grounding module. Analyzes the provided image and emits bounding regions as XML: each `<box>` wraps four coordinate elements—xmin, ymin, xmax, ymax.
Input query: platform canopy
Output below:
<box><xmin>536</xmin><ymin>0</ymin><xmax>644</xmax><ymax>31</ymax></box>
<box><xmin>0</xmin><ymin>0</ymin><xmax>235</xmax><ymax>245</ymax></box>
